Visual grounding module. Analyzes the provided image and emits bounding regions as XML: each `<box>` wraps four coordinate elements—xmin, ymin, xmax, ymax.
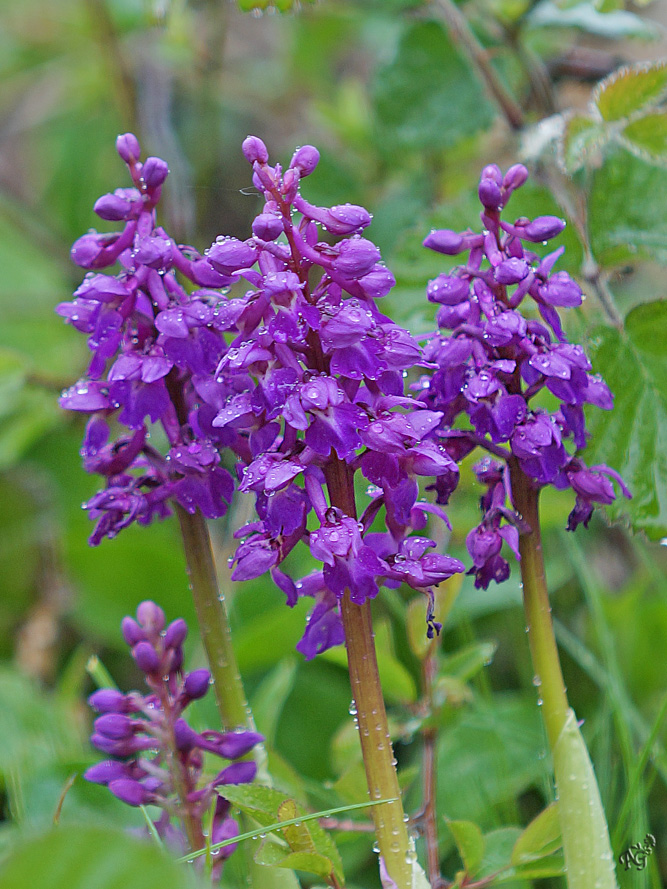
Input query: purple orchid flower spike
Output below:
<box><xmin>419</xmin><ymin>162</ymin><xmax>630</xmax><ymax>585</ymax></box>
<box><xmin>85</xmin><ymin>602</ymin><xmax>262</xmax><ymax>869</ymax></box>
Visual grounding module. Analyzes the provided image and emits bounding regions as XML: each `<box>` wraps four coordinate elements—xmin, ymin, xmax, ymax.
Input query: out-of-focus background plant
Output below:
<box><xmin>0</xmin><ymin>0</ymin><xmax>666</xmax><ymax>887</ymax></box>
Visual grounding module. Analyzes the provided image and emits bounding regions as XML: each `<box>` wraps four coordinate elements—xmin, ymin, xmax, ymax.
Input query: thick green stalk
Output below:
<box><xmin>176</xmin><ymin>506</ymin><xmax>300</xmax><ymax>889</ymax></box>
<box><xmin>509</xmin><ymin>460</ymin><xmax>618</xmax><ymax>889</ymax></box>
<box><xmin>326</xmin><ymin>460</ymin><xmax>413</xmax><ymax>889</ymax></box>
<box><xmin>176</xmin><ymin>505</ymin><xmax>248</xmax><ymax>730</ymax></box>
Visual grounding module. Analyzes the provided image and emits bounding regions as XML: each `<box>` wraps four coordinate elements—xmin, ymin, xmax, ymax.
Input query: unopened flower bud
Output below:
<box><xmin>121</xmin><ymin>616</ymin><xmax>144</xmax><ymax>647</ymax></box>
<box><xmin>84</xmin><ymin>760</ymin><xmax>128</xmax><ymax>785</ymax></box>
<box><xmin>332</xmin><ymin>238</ymin><xmax>381</xmax><ymax>278</ymax></box>
<box><xmin>88</xmin><ymin>688</ymin><xmax>127</xmax><ymax>713</ymax></box>
<box><xmin>427</xmin><ymin>274</ymin><xmax>469</xmax><ymax>305</ymax></box>
<box><xmin>216</xmin><ymin>730</ymin><xmax>264</xmax><ymax>760</ymax></box>
<box><xmin>108</xmin><ymin>778</ymin><xmax>153</xmax><ymax>807</ymax></box>
<box><xmin>503</xmin><ymin>163</ymin><xmax>529</xmax><ymax>192</ymax></box>
<box><xmin>208</xmin><ymin>238</ymin><xmax>259</xmax><ymax>275</ymax></box>
<box><xmin>136</xmin><ymin>600</ymin><xmax>165</xmax><ymax>633</ymax></box>
<box><xmin>94</xmin><ymin>713</ymin><xmax>135</xmax><ymax>740</ymax></box>
<box><xmin>478</xmin><ymin>178</ymin><xmax>503</xmax><ymax>210</ymax></box>
<box><xmin>242</xmin><ymin>135</ymin><xmax>269</xmax><ymax>164</ymax></box>
<box><xmin>495</xmin><ymin>258</ymin><xmax>530</xmax><ymax>285</ymax></box>
<box><xmin>163</xmin><ymin>618</ymin><xmax>188</xmax><ymax>649</ymax></box>
<box><xmin>142</xmin><ymin>156</ymin><xmax>169</xmax><ymax>189</ymax></box>
<box><xmin>215</xmin><ymin>761</ymin><xmax>258</xmax><ymax>786</ymax></box>
<box><xmin>522</xmin><ymin>215</ymin><xmax>566</xmax><ymax>242</ymax></box>
<box><xmin>116</xmin><ymin>133</ymin><xmax>141</xmax><ymax>164</ymax></box>
<box><xmin>94</xmin><ymin>190</ymin><xmax>136</xmax><ymax>221</ymax></box>
<box><xmin>423</xmin><ymin>229</ymin><xmax>464</xmax><ymax>255</ymax></box>
<box><xmin>183</xmin><ymin>669</ymin><xmax>211</xmax><ymax>701</ymax></box>
<box><xmin>289</xmin><ymin>145</ymin><xmax>320</xmax><ymax>177</ymax></box>
<box><xmin>481</xmin><ymin>163</ymin><xmax>503</xmax><ymax>184</ymax></box>
<box><xmin>132</xmin><ymin>641</ymin><xmax>160</xmax><ymax>674</ymax></box>
<box><xmin>252</xmin><ymin>213</ymin><xmax>284</xmax><ymax>241</ymax></box>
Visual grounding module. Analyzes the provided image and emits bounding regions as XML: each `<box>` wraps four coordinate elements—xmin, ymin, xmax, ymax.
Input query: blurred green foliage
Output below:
<box><xmin>0</xmin><ymin>1</ymin><xmax>666</xmax><ymax>888</ymax></box>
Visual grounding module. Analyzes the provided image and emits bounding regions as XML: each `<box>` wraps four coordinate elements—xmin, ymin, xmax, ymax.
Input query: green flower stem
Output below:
<box><xmin>176</xmin><ymin>505</ymin><xmax>248</xmax><ymax>730</ymax></box>
<box><xmin>508</xmin><ymin>461</ymin><xmax>568</xmax><ymax>749</ymax></box>
<box><xmin>176</xmin><ymin>505</ymin><xmax>301</xmax><ymax>889</ymax></box>
<box><xmin>509</xmin><ymin>460</ymin><xmax>618</xmax><ymax>889</ymax></box>
<box><xmin>326</xmin><ymin>458</ymin><xmax>412</xmax><ymax>889</ymax></box>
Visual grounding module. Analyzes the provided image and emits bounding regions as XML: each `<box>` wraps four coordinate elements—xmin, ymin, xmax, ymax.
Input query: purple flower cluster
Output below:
<box><xmin>85</xmin><ymin>601</ymin><xmax>262</xmax><ymax>860</ymax></box>
<box><xmin>57</xmin><ymin>134</ymin><xmax>242</xmax><ymax>544</ymax></box>
<box><xmin>214</xmin><ymin>136</ymin><xmax>464</xmax><ymax>656</ymax></box>
<box><xmin>419</xmin><ymin>163</ymin><xmax>630</xmax><ymax>588</ymax></box>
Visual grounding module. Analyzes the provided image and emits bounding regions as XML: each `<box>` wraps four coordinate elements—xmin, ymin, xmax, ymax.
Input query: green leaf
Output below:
<box><xmin>594</xmin><ymin>61</ymin><xmax>667</xmax><ymax>122</ymax></box>
<box><xmin>528</xmin><ymin>2</ymin><xmax>655</xmax><ymax>39</ymax></box>
<box><xmin>622</xmin><ymin>112</ymin><xmax>667</xmax><ymax>164</ymax></box>
<box><xmin>445</xmin><ymin>819</ymin><xmax>485</xmax><ymax>876</ymax></box>
<box><xmin>251</xmin><ymin>659</ymin><xmax>298</xmax><ymax>747</ymax></box>
<box><xmin>589</xmin><ymin>148</ymin><xmax>667</xmax><ymax>266</ymax></box>
<box><xmin>475</xmin><ymin>827</ymin><xmax>522</xmax><ymax>878</ymax></box>
<box><xmin>220</xmin><ymin>785</ymin><xmax>344</xmax><ymax>882</ymax></box>
<box><xmin>511</xmin><ymin>802</ymin><xmax>562</xmax><ymax>864</ymax></box>
<box><xmin>440</xmin><ymin>640</ymin><xmax>497</xmax><ymax>683</ymax></box>
<box><xmin>0</xmin><ymin>824</ymin><xmax>199</xmax><ymax>889</ymax></box>
<box><xmin>551</xmin><ymin>709</ymin><xmax>617</xmax><ymax>889</ymax></box>
<box><xmin>495</xmin><ymin>854</ymin><xmax>566</xmax><ymax>882</ymax></box>
<box><xmin>559</xmin><ymin>114</ymin><xmax>608</xmax><ymax>175</ymax></box>
<box><xmin>585</xmin><ymin>300</ymin><xmax>667</xmax><ymax>539</ymax></box>
<box><xmin>372</xmin><ymin>21</ymin><xmax>493</xmax><ymax>151</ymax></box>
<box><xmin>254</xmin><ymin>841</ymin><xmax>335</xmax><ymax>880</ymax></box>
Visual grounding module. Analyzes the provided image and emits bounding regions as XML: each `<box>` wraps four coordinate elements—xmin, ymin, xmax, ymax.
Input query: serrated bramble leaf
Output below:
<box><xmin>594</xmin><ymin>61</ymin><xmax>667</xmax><ymax>121</ymax></box>
<box><xmin>511</xmin><ymin>801</ymin><xmax>562</xmax><ymax>864</ymax></box>
<box><xmin>585</xmin><ymin>300</ymin><xmax>667</xmax><ymax>540</ymax></box>
<box><xmin>446</xmin><ymin>819</ymin><xmax>485</xmax><ymax>876</ymax></box>
<box><xmin>621</xmin><ymin>112</ymin><xmax>667</xmax><ymax>164</ymax></box>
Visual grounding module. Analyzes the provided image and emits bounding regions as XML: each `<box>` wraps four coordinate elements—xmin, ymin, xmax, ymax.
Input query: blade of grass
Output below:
<box><xmin>177</xmin><ymin>798</ymin><xmax>397</xmax><ymax>863</ymax></box>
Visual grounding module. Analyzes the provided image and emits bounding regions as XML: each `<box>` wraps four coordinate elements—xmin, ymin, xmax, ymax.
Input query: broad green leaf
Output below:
<box><xmin>511</xmin><ymin>801</ymin><xmax>562</xmax><ymax>864</ymax></box>
<box><xmin>528</xmin><ymin>2</ymin><xmax>655</xmax><ymax>39</ymax></box>
<box><xmin>559</xmin><ymin>114</ymin><xmax>608</xmax><ymax>174</ymax></box>
<box><xmin>0</xmin><ymin>824</ymin><xmax>199</xmax><ymax>889</ymax></box>
<box><xmin>589</xmin><ymin>149</ymin><xmax>667</xmax><ymax>266</ymax></box>
<box><xmin>622</xmin><ymin>112</ymin><xmax>667</xmax><ymax>164</ymax></box>
<box><xmin>372</xmin><ymin>21</ymin><xmax>493</xmax><ymax>151</ymax></box>
<box><xmin>445</xmin><ymin>819</ymin><xmax>485</xmax><ymax>876</ymax></box>
<box><xmin>552</xmin><ymin>709</ymin><xmax>617</xmax><ymax>889</ymax></box>
<box><xmin>594</xmin><ymin>61</ymin><xmax>667</xmax><ymax>122</ymax></box>
<box><xmin>585</xmin><ymin>300</ymin><xmax>667</xmax><ymax>539</ymax></box>
<box><xmin>440</xmin><ymin>640</ymin><xmax>497</xmax><ymax>683</ymax></box>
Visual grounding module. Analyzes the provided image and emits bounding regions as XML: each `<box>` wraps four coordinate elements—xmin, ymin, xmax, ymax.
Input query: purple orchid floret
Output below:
<box><xmin>57</xmin><ymin>133</ymin><xmax>242</xmax><ymax>545</ymax></box>
<box><xmin>420</xmin><ymin>163</ymin><xmax>630</xmax><ymax>588</ymax></box>
<box><xmin>85</xmin><ymin>601</ymin><xmax>262</xmax><ymax>865</ymax></box>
